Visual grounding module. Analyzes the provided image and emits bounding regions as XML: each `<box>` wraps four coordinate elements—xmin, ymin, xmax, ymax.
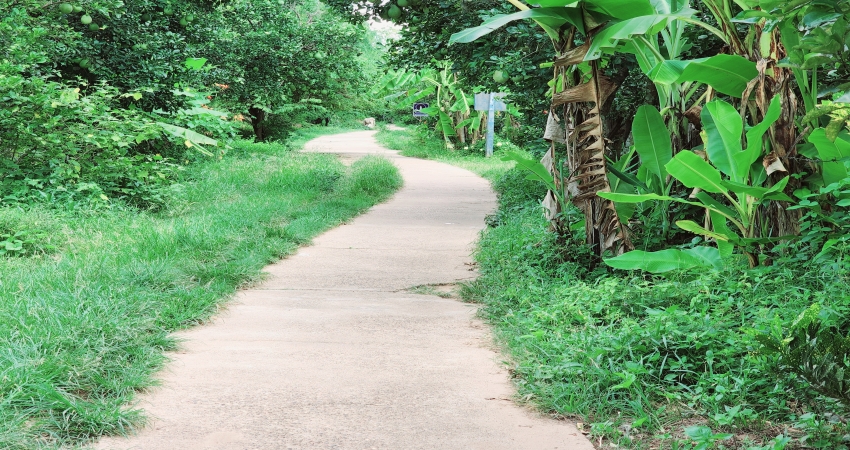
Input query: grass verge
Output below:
<box><xmin>466</xmin><ymin>168</ymin><xmax>850</xmax><ymax>449</ymax></box>
<box><xmin>375</xmin><ymin>124</ymin><xmax>519</xmax><ymax>182</ymax></box>
<box><xmin>0</xmin><ymin>131</ymin><xmax>402</xmax><ymax>448</ymax></box>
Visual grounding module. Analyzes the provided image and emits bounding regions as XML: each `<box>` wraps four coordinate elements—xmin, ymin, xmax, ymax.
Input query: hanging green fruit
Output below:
<box><xmin>387</xmin><ymin>5</ymin><xmax>402</xmax><ymax>19</ymax></box>
<box><xmin>493</xmin><ymin>70</ymin><xmax>508</xmax><ymax>83</ymax></box>
<box><xmin>89</xmin><ymin>23</ymin><xmax>99</xmax><ymax>31</ymax></box>
<box><xmin>80</xmin><ymin>14</ymin><xmax>92</xmax><ymax>24</ymax></box>
<box><xmin>59</xmin><ymin>3</ymin><xmax>74</xmax><ymax>13</ymax></box>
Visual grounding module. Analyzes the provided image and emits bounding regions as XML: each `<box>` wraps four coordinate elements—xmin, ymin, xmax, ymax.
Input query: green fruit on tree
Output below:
<box><xmin>89</xmin><ymin>23</ymin><xmax>99</xmax><ymax>31</ymax></box>
<box><xmin>186</xmin><ymin>14</ymin><xmax>195</xmax><ymax>22</ymax></box>
<box><xmin>80</xmin><ymin>14</ymin><xmax>92</xmax><ymax>24</ymax></box>
<box><xmin>73</xmin><ymin>5</ymin><xmax>82</xmax><ymax>12</ymax></box>
<box><xmin>163</xmin><ymin>7</ymin><xmax>174</xmax><ymax>15</ymax></box>
<box><xmin>59</xmin><ymin>3</ymin><xmax>74</xmax><ymax>14</ymax></box>
<box><xmin>141</xmin><ymin>13</ymin><xmax>152</xmax><ymax>22</ymax></box>
<box><xmin>179</xmin><ymin>17</ymin><xmax>188</xmax><ymax>26</ymax></box>
<box><xmin>78</xmin><ymin>58</ymin><xmax>90</xmax><ymax>68</ymax></box>
<box><xmin>493</xmin><ymin>70</ymin><xmax>508</xmax><ymax>83</ymax></box>
<box><xmin>321</xmin><ymin>89</ymin><xmax>329</xmax><ymax>95</ymax></box>
<box><xmin>397</xmin><ymin>0</ymin><xmax>409</xmax><ymax>6</ymax></box>
<box><xmin>387</xmin><ymin>5</ymin><xmax>402</xmax><ymax>18</ymax></box>
<box><xmin>440</xmin><ymin>48</ymin><xmax>448</xmax><ymax>55</ymax></box>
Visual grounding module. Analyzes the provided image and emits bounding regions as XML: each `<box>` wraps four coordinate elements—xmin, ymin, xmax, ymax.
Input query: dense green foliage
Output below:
<box><xmin>1</xmin><ymin>2</ymin><xmax>396</xmax><ymax>445</ymax></box>
<box><xmin>436</xmin><ymin>6</ymin><xmax>850</xmax><ymax>446</ymax></box>
<box><xmin>466</xmin><ymin>166</ymin><xmax>850</xmax><ymax>449</ymax></box>
<box><xmin>0</xmin><ymin>135</ymin><xmax>402</xmax><ymax>448</ymax></box>
<box><xmin>1</xmin><ymin>0</ymin><xmax>381</xmax><ymax>208</ymax></box>
<box><xmin>5</xmin><ymin>0</ymin><xmax>850</xmax><ymax>447</ymax></box>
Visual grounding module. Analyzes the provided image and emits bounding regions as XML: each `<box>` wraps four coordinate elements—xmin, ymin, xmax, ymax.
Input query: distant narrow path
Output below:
<box><xmin>95</xmin><ymin>131</ymin><xmax>593</xmax><ymax>450</ymax></box>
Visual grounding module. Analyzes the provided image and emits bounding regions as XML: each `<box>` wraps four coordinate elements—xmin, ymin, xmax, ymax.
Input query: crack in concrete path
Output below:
<box><xmin>93</xmin><ymin>130</ymin><xmax>594</xmax><ymax>450</ymax></box>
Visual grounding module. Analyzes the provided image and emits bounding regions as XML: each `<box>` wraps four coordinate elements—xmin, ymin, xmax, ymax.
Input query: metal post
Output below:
<box><xmin>485</xmin><ymin>94</ymin><xmax>495</xmax><ymax>158</ymax></box>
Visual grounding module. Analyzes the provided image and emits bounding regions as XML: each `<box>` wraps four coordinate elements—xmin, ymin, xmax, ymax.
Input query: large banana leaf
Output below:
<box><xmin>597</xmin><ymin>192</ymin><xmax>678</xmax><ymax>203</ymax></box>
<box><xmin>665</xmin><ymin>150</ymin><xmax>728</xmax><ymax>194</ymax></box>
<box><xmin>607</xmin><ymin>148</ymin><xmax>638</xmax><ymax>222</ymax></box>
<box><xmin>393</xmin><ymin>87</ymin><xmax>435</xmax><ymax>109</ymax></box>
<box><xmin>585</xmin><ymin>10</ymin><xmax>695</xmax><ymax>60</ymax></box>
<box><xmin>720</xmin><ymin>177</ymin><xmax>794</xmax><ymax>201</ymax></box>
<box><xmin>648</xmin><ymin>55</ymin><xmax>757</xmax><ymax>97</ymax></box>
<box><xmin>809</xmin><ymin>129</ymin><xmax>850</xmax><ymax>186</ymax></box>
<box><xmin>710</xmin><ymin>210</ymin><xmax>736</xmax><ymax>258</ymax></box>
<box><xmin>676</xmin><ymin>220</ymin><xmax>742</xmax><ymax>244</ymax></box>
<box><xmin>501</xmin><ymin>151</ymin><xmax>556</xmax><ymax>189</ymax></box>
<box><xmin>449</xmin><ymin>7</ymin><xmax>584</xmax><ymax>44</ymax></box>
<box><xmin>741</xmin><ymin>96</ymin><xmax>782</xmax><ymax>169</ymax></box>
<box><xmin>702</xmin><ymin>100</ymin><xmax>745</xmax><ymax>182</ymax></box>
<box><xmin>434</xmin><ymin>109</ymin><xmax>457</xmax><ymax>137</ymax></box>
<box><xmin>581</xmin><ymin>0</ymin><xmax>656</xmax><ymax>19</ymax></box>
<box><xmin>604</xmin><ymin>247</ymin><xmax>722</xmax><ymax>272</ymax></box>
<box><xmin>694</xmin><ymin>192</ymin><xmax>736</xmax><ymax>219</ymax></box>
<box><xmin>632</xmin><ymin>105</ymin><xmax>672</xmax><ymax>188</ymax></box>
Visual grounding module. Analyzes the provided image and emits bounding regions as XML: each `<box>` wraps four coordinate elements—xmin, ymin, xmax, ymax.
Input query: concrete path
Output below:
<box><xmin>94</xmin><ymin>131</ymin><xmax>593</xmax><ymax>450</ymax></box>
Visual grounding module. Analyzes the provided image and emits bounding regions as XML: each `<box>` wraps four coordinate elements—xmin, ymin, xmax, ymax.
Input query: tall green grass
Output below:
<box><xmin>0</xmin><ymin>135</ymin><xmax>402</xmax><ymax>448</ymax></box>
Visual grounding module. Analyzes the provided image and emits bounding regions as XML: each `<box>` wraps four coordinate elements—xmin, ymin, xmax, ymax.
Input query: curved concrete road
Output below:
<box><xmin>94</xmin><ymin>131</ymin><xmax>593</xmax><ymax>450</ymax></box>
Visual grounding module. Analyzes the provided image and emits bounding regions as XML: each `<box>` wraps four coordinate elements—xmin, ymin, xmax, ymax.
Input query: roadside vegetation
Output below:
<box><xmin>347</xmin><ymin>0</ymin><xmax>850</xmax><ymax>447</ymax></box>
<box><xmin>1</xmin><ymin>1</ymin><xmax>400</xmax><ymax>447</ymax></box>
<box><xmin>387</xmin><ymin>121</ymin><xmax>850</xmax><ymax>449</ymax></box>
<box><xmin>6</xmin><ymin>0</ymin><xmax>850</xmax><ymax>448</ymax></box>
<box><xmin>0</xmin><ymin>134</ymin><xmax>402</xmax><ymax>448</ymax></box>
<box><xmin>468</xmin><ymin>170</ymin><xmax>850</xmax><ymax>449</ymax></box>
<box><xmin>375</xmin><ymin>125</ymin><xmax>517</xmax><ymax>181</ymax></box>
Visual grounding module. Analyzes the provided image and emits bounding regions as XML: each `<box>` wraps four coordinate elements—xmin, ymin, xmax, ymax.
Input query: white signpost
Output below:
<box><xmin>474</xmin><ymin>93</ymin><xmax>506</xmax><ymax>157</ymax></box>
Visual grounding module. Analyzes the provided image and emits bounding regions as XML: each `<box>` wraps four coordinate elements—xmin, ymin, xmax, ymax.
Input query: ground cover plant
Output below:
<box><xmin>0</xmin><ymin>133</ymin><xmax>402</xmax><ymax>448</ymax></box>
<box><xmin>462</xmin><ymin>168</ymin><xmax>850</xmax><ymax>449</ymax></box>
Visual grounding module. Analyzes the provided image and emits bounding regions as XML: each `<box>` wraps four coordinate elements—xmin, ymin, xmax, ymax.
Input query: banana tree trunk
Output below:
<box><xmin>549</xmin><ymin>37</ymin><xmax>633</xmax><ymax>256</ymax></box>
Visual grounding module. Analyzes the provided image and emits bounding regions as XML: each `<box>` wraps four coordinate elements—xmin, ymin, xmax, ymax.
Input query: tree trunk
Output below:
<box><xmin>249</xmin><ymin>106</ymin><xmax>267</xmax><ymax>141</ymax></box>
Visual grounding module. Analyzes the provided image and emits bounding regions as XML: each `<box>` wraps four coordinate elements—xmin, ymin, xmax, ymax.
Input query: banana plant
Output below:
<box><xmin>599</xmin><ymin>97</ymin><xmax>793</xmax><ymax>270</ymax></box>
<box><xmin>450</xmin><ymin>0</ymin><xmax>762</xmax><ymax>257</ymax></box>
<box><xmin>373</xmin><ymin>64</ymin><xmax>484</xmax><ymax>146</ymax></box>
